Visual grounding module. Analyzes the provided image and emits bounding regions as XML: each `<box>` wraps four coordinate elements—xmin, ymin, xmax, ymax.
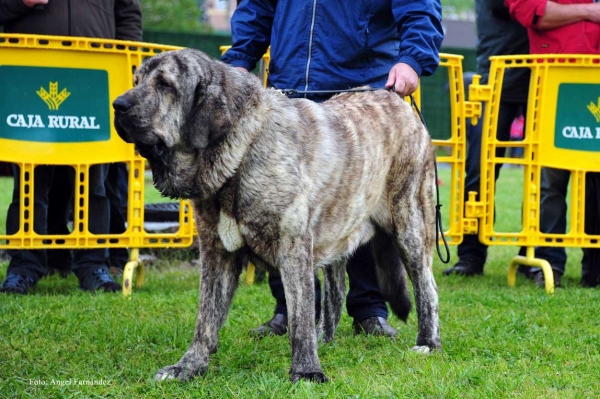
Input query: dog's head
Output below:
<box><xmin>113</xmin><ymin>48</ymin><xmax>255</xmax><ymax>198</ymax></box>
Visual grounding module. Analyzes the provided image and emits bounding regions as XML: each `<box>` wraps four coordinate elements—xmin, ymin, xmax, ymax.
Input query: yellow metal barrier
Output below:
<box><xmin>434</xmin><ymin>53</ymin><xmax>480</xmax><ymax>245</ymax></box>
<box><xmin>0</xmin><ymin>34</ymin><xmax>195</xmax><ymax>296</ymax></box>
<box><xmin>467</xmin><ymin>54</ymin><xmax>600</xmax><ymax>294</ymax></box>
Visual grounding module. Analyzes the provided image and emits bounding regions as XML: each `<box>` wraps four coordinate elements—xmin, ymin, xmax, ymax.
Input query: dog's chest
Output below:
<box><xmin>217</xmin><ymin>210</ymin><xmax>245</xmax><ymax>252</ymax></box>
<box><xmin>216</xmin><ymin>179</ymin><xmax>245</xmax><ymax>252</ymax></box>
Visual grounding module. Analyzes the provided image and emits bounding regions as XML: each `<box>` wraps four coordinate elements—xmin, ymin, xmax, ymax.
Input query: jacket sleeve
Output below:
<box><xmin>392</xmin><ymin>0</ymin><xmax>444</xmax><ymax>77</ymax></box>
<box><xmin>220</xmin><ymin>0</ymin><xmax>276</xmax><ymax>70</ymax></box>
<box><xmin>114</xmin><ymin>0</ymin><xmax>143</xmax><ymax>41</ymax></box>
<box><xmin>0</xmin><ymin>0</ymin><xmax>32</xmax><ymax>26</ymax></box>
<box><xmin>505</xmin><ymin>0</ymin><xmax>547</xmax><ymax>28</ymax></box>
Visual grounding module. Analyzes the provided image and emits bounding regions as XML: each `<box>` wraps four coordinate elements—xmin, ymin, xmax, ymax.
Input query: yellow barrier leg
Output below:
<box><xmin>246</xmin><ymin>262</ymin><xmax>255</xmax><ymax>285</ymax></box>
<box><xmin>122</xmin><ymin>248</ymin><xmax>144</xmax><ymax>297</ymax></box>
<box><xmin>508</xmin><ymin>246</ymin><xmax>554</xmax><ymax>295</ymax></box>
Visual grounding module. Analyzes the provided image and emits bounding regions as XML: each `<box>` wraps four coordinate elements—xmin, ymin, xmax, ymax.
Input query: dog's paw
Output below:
<box><xmin>291</xmin><ymin>371</ymin><xmax>329</xmax><ymax>384</ymax></box>
<box><xmin>320</xmin><ymin>333</ymin><xmax>335</xmax><ymax>344</ymax></box>
<box><xmin>411</xmin><ymin>345</ymin><xmax>432</xmax><ymax>354</ymax></box>
<box><xmin>411</xmin><ymin>344</ymin><xmax>442</xmax><ymax>354</ymax></box>
<box><xmin>154</xmin><ymin>363</ymin><xmax>205</xmax><ymax>382</ymax></box>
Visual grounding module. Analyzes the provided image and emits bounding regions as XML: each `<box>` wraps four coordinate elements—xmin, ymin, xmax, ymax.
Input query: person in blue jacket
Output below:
<box><xmin>222</xmin><ymin>0</ymin><xmax>444</xmax><ymax>337</ymax></box>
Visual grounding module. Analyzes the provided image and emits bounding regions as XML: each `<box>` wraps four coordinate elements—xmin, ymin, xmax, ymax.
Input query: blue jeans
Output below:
<box><xmin>457</xmin><ymin>102</ymin><xmax>527</xmax><ymax>264</ymax></box>
<box><xmin>269</xmin><ymin>242</ymin><xmax>389</xmax><ymax>322</ymax></box>
<box><xmin>6</xmin><ymin>164</ymin><xmax>111</xmax><ymax>281</ymax></box>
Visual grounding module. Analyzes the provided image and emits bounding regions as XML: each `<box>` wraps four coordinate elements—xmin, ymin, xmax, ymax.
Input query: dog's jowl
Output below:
<box><xmin>113</xmin><ymin>48</ymin><xmax>441</xmax><ymax>383</ymax></box>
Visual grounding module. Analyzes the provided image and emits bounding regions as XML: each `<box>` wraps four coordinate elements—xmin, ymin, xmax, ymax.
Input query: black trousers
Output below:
<box><xmin>268</xmin><ymin>242</ymin><xmax>388</xmax><ymax>322</ymax></box>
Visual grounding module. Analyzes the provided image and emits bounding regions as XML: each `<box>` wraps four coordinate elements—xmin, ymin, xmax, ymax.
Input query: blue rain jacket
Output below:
<box><xmin>221</xmin><ymin>0</ymin><xmax>444</xmax><ymax>93</ymax></box>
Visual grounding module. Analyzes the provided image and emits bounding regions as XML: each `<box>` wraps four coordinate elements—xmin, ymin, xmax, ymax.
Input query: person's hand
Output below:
<box><xmin>235</xmin><ymin>67</ymin><xmax>249</xmax><ymax>73</ymax></box>
<box><xmin>23</xmin><ymin>0</ymin><xmax>48</xmax><ymax>7</ymax></box>
<box><xmin>385</xmin><ymin>63</ymin><xmax>419</xmax><ymax>97</ymax></box>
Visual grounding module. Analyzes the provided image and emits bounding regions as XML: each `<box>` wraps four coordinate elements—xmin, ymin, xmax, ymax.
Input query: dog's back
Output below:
<box><xmin>239</xmin><ymin>89</ymin><xmax>435</xmax><ymax>268</ymax></box>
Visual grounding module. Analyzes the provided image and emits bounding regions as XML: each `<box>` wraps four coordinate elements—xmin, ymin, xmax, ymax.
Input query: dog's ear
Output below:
<box><xmin>185</xmin><ymin>80</ymin><xmax>233</xmax><ymax>149</ymax></box>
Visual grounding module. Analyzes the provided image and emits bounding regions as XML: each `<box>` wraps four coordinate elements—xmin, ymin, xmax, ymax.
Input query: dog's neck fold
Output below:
<box><xmin>193</xmin><ymin>71</ymin><xmax>267</xmax><ymax>200</ymax></box>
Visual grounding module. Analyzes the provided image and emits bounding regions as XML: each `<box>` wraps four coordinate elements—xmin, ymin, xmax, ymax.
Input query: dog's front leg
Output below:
<box><xmin>155</xmin><ymin>249</ymin><xmax>242</xmax><ymax>382</ymax></box>
<box><xmin>278</xmin><ymin>235</ymin><xmax>328</xmax><ymax>383</ymax></box>
<box><xmin>320</xmin><ymin>260</ymin><xmax>346</xmax><ymax>343</ymax></box>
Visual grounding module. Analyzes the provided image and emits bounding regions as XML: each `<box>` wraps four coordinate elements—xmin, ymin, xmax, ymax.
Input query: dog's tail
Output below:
<box><xmin>371</xmin><ymin>227</ymin><xmax>412</xmax><ymax>322</ymax></box>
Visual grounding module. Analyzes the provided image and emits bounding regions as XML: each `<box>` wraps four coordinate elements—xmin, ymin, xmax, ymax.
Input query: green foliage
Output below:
<box><xmin>442</xmin><ymin>0</ymin><xmax>476</xmax><ymax>14</ymax></box>
<box><xmin>141</xmin><ymin>0</ymin><xmax>207</xmax><ymax>33</ymax></box>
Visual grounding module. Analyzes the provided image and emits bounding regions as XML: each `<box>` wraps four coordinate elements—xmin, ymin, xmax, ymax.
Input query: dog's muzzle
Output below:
<box><xmin>113</xmin><ymin>95</ymin><xmax>133</xmax><ymax>113</ymax></box>
<box><xmin>113</xmin><ymin>95</ymin><xmax>135</xmax><ymax>144</ymax></box>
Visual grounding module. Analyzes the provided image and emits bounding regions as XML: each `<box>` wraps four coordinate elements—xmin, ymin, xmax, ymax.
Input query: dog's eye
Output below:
<box><xmin>159</xmin><ymin>77</ymin><xmax>174</xmax><ymax>93</ymax></box>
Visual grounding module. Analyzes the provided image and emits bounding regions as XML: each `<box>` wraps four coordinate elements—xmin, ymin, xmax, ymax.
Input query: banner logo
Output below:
<box><xmin>0</xmin><ymin>66</ymin><xmax>110</xmax><ymax>143</ymax></box>
<box><xmin>554</xmin><ymin>84</ymin><xmax>600</xmax><ymax>152</ymax></box>
<box><xmin>36</xmin><ymin>82</ymin><xmax>71</xmax><ymax>110</ymax></box>
<box><xmin>587</xmin><ymin>97</ymin><xmax>600</xmax><ymax>123</ymax></box>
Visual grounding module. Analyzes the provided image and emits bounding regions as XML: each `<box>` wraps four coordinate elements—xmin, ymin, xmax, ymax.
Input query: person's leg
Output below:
<box><xmin>346</xmin><ymin>243</ymin><xmax>397</xmax><ymax>337</ymax></box>
<box><xmin>454</xmin><ymin>112</ymin><xmax>487</xmax><ymax>267</ymax></box>
<box><xmin>581</xmin><ymin>172</ymin><xmax>600</xmax><ymax>287</ymax></box>
<box><xmin>70</xmin><ymin>164</ymin><xmax>120</xmax><ymax>292</ymax></box>
<box><xmin>447</xmin><ymin>102</ymin><xmax>522</xmax><ymax>275</ymax></box>
<box><xmin>533</xmin><ymin>167</ymin><xmax>570</xmax><ymax>286</ymax></box>
<box><xmin>105</xmin><ymin>163</ymin><xmax>129</xmax><ymax>273</ymax></box>
<box><xmin>250</xmin><ymin>270</ymin><xmax>321</xmax><ymax>336</ymax></box>
<box><xmin>46</xmin><ymin>165</ymin><xmax>73</xmax><ymax>277</ymax></box>
<box><xmin>2</xmin><ymin>165</ymin><xmax>54</xmax><ymax>293</ymax></box>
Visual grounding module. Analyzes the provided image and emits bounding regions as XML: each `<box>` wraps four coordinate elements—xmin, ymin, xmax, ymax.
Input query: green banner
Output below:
<box><xmin>0</xmin><ymin>66</ymin><xmax>110</xmax><ymax>142</ymax></box>
<box><xmin>554</xmin><ymin>83</ymin><xmax>600</xmax><ymax>152</ymax></box>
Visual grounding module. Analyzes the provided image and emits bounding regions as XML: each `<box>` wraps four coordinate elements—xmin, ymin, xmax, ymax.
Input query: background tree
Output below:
<box><xmin>141</xmin><ymin>0</ymin><xmax>207</xmax><ymax>32</ymax></box>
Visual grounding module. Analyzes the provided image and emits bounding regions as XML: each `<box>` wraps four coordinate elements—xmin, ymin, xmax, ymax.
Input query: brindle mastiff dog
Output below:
<box><xmin>113</xmin><ymin>48</ymin><xmax>441</xmax><ymax>383</ymax></box>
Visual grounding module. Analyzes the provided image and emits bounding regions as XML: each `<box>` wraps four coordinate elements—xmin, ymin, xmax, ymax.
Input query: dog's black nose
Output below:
<box><xmin>113</xmin><ymin>96</ymin><xmax>133</xmax><ymax>112</ymax></box>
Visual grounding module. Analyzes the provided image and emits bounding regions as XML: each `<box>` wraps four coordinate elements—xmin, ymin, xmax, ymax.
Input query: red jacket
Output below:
<box><xmin>505</xmin><ymin>0</ymin><xmax>600</xmax><ymax>54</ymax></box>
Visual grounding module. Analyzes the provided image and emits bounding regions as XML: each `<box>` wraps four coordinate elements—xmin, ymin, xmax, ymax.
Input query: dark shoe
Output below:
<box><xmin>0</xmin><ymin>249</ymin><xmax>10</xmax><ymax>262</ymax></box>
<box><xmin>79</xmin><ymin>268</ymin><xmax>122</xmax><ymax>292</ymax></box>
<box><xmin>109</xmin><ymin>266</ymin><xmax>124</xmax><ymax>277</ymax></box>
<box><xmin>352</xmin><ymin>317</ymin><xmax>398</xmax><ymax>338</ymax></box>
<box><xmin>0</xmin><ymin>274</ymin><xmax>36</xmax><ymax>294</ymax></box>
<box><xmin>533</xmin><ymin>269</ymin><xmax>562</xmax><ymax>288</ymax></box>
<box><xmin>249</xmin><ymin>313</ymin><xmax>288</xmax><ymax>337</ymax></box>
<box><xmin>443</xmin><ymin>257</ymin><xmax>483</xmax><ymax>276</ymax></box>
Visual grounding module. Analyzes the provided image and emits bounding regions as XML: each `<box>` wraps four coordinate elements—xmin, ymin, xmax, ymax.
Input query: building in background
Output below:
<box><xmin>202</xmin><ymin>1</ymin><xmax>475</xmax><ymax>47</ymax></box>
<box><xmin>203</xmin><ymin>0</ymin><xmax>237</xmax><ymax>33</ymax></box>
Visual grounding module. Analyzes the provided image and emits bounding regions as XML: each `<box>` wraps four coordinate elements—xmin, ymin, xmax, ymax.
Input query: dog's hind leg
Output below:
<box><xmin>320</xmin><ymin>260</ymin><xmax>346</xmax><ymax>343</ymax></box>
<box><xmin>278</xmin><ymin>235</ymin><xmax>328</xmax><ymax>383</ymax></box>
<box><xmin>155</xmin><ymin>250</ymin><xmax>243</xmax><ymax>381</ymax></box>
<box><xmin>392</xmin><ymin>178</ymin><xmax>441</xmax><ymax>352</ymax></box>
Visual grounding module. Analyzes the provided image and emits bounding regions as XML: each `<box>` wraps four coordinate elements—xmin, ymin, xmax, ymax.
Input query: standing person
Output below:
<box><xmin>505</xmin><ymin>0</ymin><xmax>600</xmax><ymax>287</ymax></box>
<box><xmin>222</xmin><ymin>0</ymin><xmax>444</xmax><ymax>337</ymax></box>
<box><xmin>443</xmin><ymin>0</ymin><xmax>531</xmax><ymax>276</ymax></box>
<box><xmin>0</xmin><ymin>0</ymin><xmax>142</xmax><ymax>294</ymax></box>
<box><xmin>106</xmin><ymin>162</ymin><xmax>130</xmax><ymax>276</ymax></box>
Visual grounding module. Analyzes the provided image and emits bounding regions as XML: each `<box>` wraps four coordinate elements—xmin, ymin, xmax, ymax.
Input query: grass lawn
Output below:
<box><xmin>1</xmin><ymin>169</ymin><xmax>599</xmax><ymax>398</ymax></box>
